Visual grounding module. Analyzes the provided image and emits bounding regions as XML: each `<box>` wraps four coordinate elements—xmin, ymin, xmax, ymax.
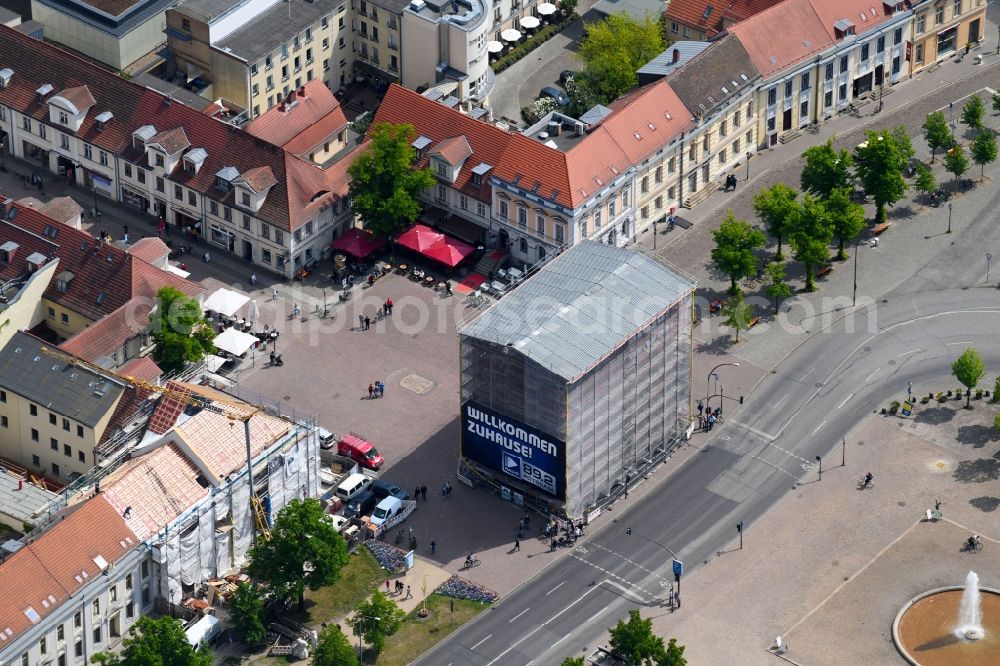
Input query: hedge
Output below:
<box><xmin>491</xmin><ymin>15</ymin><xmax>575</xmax><ymax>74</ymax></box>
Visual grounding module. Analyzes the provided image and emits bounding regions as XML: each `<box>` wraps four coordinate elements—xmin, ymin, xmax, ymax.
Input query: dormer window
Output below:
<box><xmin>215</xmin><ymin>165</ymin><xmax>239</xmax><ymax>192</ymax></box>
<box><xmin>471</xmin><ymin>162</ymin><xmax>492</xmax><ymax>186</ymax></box>
<box><xmin>58</xmin><ymin>111</ymin><xmax>68</xmax><ymax>125</ymax></box>
<box><xmin>411</xmin><ymin>135</ymin><xmax>431</xmax><ymax>160</ymax></box>
<box><xmin>436</xmin><ymin>161</ymin><xmax>448</xmax><ymax>177</ymax></box>
<box><xmin>216</xmin><ymin>177</ymin><xmax>231</xmax><ymax>192</ymax></box>
<box><xmin>132</xmin><ymin>125</ymin><xmax>156</xmax><ymax>150</ymax></box>
<box><xmin>184</xmin><ymin>147</ymin><xmax>207</xmax><ymax>174</ymax></box>
<box><xmin>242</xmin><ymin>192</ymin><xmax>251</xmax><ymax>206</ymax></box>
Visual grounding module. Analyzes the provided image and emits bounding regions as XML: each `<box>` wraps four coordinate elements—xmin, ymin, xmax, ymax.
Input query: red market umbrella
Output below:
<box><xmin>396</xmin><ymin>224</ymin><xmax>444</xmax><ymax>253</ymax></box>
<box><xmin>422</xmin><ymin>235</ymin><xmax>475</xmax><ymax>267</ymax></box>
<box><xmin>331</xmin><ymin>227</ymin><xmax>386</xmax><ymax>258</ymax></box>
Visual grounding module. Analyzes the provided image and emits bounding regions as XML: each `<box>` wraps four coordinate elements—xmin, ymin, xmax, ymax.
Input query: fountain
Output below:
<box><xmin>893</xmin><ymin>571</ymin><xmax>1000</xmax><ymax>666</ymax></box>
<box><xmin>955</xmin><ymin>571</ymin><xmax>985</xmax><ymax>641</ymax></box>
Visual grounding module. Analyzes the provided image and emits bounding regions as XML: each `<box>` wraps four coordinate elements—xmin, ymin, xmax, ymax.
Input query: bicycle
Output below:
<box><xmin>462</xmin><ymin>556</ymin><xmax>481</xmax><ymax>570</ymax></box>
<box><xmin>965</xmin><ymin>535</ymin><xmax>983</xmax><ymax>552</ymax></box>
<box><xmin>858</xmin><ymin>475</ymin><xmax>874</xmax><ymax>490</ymax></box>
<box><xmin>805</xmin><ymin>122</ymin><xmax>820</xmax><ymax>135</ymax></box>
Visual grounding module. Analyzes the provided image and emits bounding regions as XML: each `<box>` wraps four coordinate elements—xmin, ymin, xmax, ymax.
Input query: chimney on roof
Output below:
<box><xmin>0</xmin><ymin>68</ymin><xmax>12</xmax><ymax>89</ymax></box>
<box><xmin>164</xmin><ymin>95</ymin><xmax>173</xmax><ymax>106</ymax></box>
<box><xmin>36</xmin><ymin>83</ymin><xmax>53</xmax><ymax>102</ymax></box>
<box><xmin>298</xmin><ymin>85</ymin><xmax>306</xmax><ymax>97</ymax></box>
<box><xmin>278</xmin><ymin>102</ymin><xmax>286</xmax><ymax>112</ymax></box>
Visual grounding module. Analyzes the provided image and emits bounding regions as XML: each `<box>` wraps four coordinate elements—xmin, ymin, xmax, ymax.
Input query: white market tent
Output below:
<box><xmin>203</xmin><ymin>288</ymin><xmax>250</xmax><ymax>317</ymax></box>
<box><xmin>213</xmin><ymin>327</ymin><xmax>258</xmax><ymax>356</ymax></box>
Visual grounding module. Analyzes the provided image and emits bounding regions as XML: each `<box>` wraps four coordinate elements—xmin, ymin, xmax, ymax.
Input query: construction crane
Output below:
<box><xmin>39</xmin><ymin>346</ymin><xmax>273</xmax><ymax>542</ymax></box>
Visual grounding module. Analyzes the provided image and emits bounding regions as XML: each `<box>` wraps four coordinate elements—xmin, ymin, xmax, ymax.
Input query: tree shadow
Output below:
<box><xmin>695</xmin><ymin>336</ymin><xmax>734</xmax><ymax>356</ymax></box>
<box><xmin>955</xmin><ymin>424</ymin><xmax>1000</xmax><ymax>449</ymax></box>
<box><xmin>888</xmin><ymin>204</ymin><xmax>916</xmax><ymax>220</ymax></box>
<box><xmin>953</xmin><ymin>454</ymin><xmax>1000</xmax><ymax>483</ymax></box>
<box><xmin>914</xmin><ymin>406</ymin><xmax>956</xmax><ymax>425</ymax></box>
<box><xmin>969</xmin><ymin>496</ymin><xmax>1000</xmax><ymax>513</ymax></box>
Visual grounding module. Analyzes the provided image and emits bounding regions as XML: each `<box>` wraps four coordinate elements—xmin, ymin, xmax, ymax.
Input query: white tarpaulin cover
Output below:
<box><xmin>203</xmin><ymin>354</ymin><xmax>226</xmax><ymax>372</ymax></box>
<box><xmin>204</xmin><ymin>288</ymin><xmax>249</xmax><ymax>316</ymax></box>
<box><xmin>214</xmin><ymin>327</ymin><xmax>258</xmax><ymax>356</ymax></box>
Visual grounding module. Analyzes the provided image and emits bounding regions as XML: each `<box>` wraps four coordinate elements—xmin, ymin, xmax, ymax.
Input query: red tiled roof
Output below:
<box><xmin>0</xmin><ymin>498</ymin><xmax>137</xmax><ymax>645</ymax></box>
<box><xmin>118</xmin><ymin>356</ymin><xmax>162</xmax><ymax>383</ymax></box>
<box><xmin>806</xmin><ymin>0</ymin><xmax>894</xmax><ymax>40</ymax></box>
<box><xmin>37</xmin><ymin>196</ymin><xmax>84</xmax><ymax>225</ymax></box>
<box><xmin>0</xmin><ymin>200</ymin><xmax>202</xmax><ymax>322</ymax></box>
<box><xmin>54</xmin><ymin>85</ymin><xmax>96</xmax><ymax>114</ymax></box>
<box><xmin>244</xmin><ymin>80</ymin><xmax>349</xmax><ymax>154</ymax></box>
<box><xmin>0</xmin><ymin>26</ymin><xmax>339</xmax><ymax>232</ymax></box>
<box><xmin>728</xmin><ymin>0</ymin><xmax>835</xmax><ymax>78</ymax></box>
<box><xmin>430</xmin><ymin>136</ymin><xmax>473</xmax><ymax>166</ymax></box>
<box><xmin>60</xmin><ymin>302</ymin><xmax>152</xmax><ymax>361</ymax></box>
<box><xmin>98</xmin><ymin>385</ymin><xmax>152</xmax><ymax>450</ymax></box>
<box><xmin>667</xmin><ymin>0</ymin><xmax>786</xmax><ymax>36</ymax></box>
<box><xmin>148</xmin><ymin>127</ymin><xmax>191</xmax><ymax>155</ymax></box>
<box><xmin>175</xmin><ymin>407</ymin><xmax>290</xmax><ymax>481</ymax></box>
<box><xmin>127</xmin><ymin>236</ymin><xmax>169</xmax><ymax>265</ymax></box>
<box><xmin>236</xmin><ymin>166</ymin><xmax>278</xmax><ymax>194</ymax></box>
<box><xmin>147</xmin><ymin>380</ymin><xmax>193</xmax><ymax>434</ymax></box>
<box><xmin>101</xmin><ymin>442</ymin><xmax>210</xmax><ymax>539</ymax></box>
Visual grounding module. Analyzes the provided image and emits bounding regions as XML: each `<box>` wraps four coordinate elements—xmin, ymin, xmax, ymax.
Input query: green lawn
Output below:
<box><xmin>291</xmin><ymin>548</ymin><xmax>385</xmax><ymax>627</ymax></box>
<box><xmin>374</xmin><ymin>594</ymin><xmax>491</xmax><ymax>666</ymax></box>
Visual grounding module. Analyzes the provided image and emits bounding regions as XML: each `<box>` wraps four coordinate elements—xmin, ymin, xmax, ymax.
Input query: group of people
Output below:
<box><xmin>441</xmin><ymin>482</ymin><xmax>453</xmax><ymax>497</ymax></box>
<box><xmin>697</xmin><ymin>401</ymin><xmax>722</xmax><ymax>431</ymax></box>
<box><xmin>367</xmin><ymin>381</ymin><xmax>385</xmax><ymax>398</ymax></box>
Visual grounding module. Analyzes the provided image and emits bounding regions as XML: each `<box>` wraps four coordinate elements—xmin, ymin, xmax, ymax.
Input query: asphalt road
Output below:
<box><xmin>414</xmin><ymin>77</ymin><xmax>1000</xmax><ymax>666</ymax></box>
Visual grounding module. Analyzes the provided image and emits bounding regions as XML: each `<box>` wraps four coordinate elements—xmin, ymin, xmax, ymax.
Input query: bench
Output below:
<box><xmin>816</xmin><ymin>264</ymin><xmax>833</xmax><ymax>278</ymax></box>
<box><xmin>293</xmin><ymin>267</ymin><xmax>311</xmax><ymax>281</ymax></box>
<box><xmin>871</xmin><ymin>222</ymin><xmax>891</xmax><ymax>236</ymax></box>
<box><xmin>747</xmin><ymin>316</ymin><xmax>761</xmax><ymax>329</ymax></box>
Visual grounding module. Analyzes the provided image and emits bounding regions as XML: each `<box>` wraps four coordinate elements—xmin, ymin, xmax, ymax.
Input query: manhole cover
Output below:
<box><xmin>400</xmin><ymin>374</ymin><xmax>435</xmax><ymax>395</ymax></box>
<box><xmin>282</xmin><ymin>395</ymin><xmax>291</xmax><ymax>401</ymax></box>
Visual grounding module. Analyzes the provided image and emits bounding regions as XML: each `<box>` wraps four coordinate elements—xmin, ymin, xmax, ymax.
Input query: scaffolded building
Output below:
<box><xmin>459</xmin><ymin>241</ymin><xmax>696</xmax><ymax>518</ymax></box>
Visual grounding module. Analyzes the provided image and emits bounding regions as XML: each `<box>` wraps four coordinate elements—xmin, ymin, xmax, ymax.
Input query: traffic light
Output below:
<box><xmin>737</xmin><ymin>521</ymin><xmax>743</xmax><ymax>533</ymax></box>
<box><xmin>626</xmin><ymin>527</ymin><xmax>632</xmax><ymax>536</ymax></box>
<box><xmin>674</xmin><ymin>572</ymin><xmax>680</xmax><ymax>583</ymax></box>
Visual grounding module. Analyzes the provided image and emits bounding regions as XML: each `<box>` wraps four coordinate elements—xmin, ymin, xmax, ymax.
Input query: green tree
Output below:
<box><xmin>763</xmin><ymin>262</ymin><xmax>792</xmax><ymax>313</ymax></box>
<box><xmin>961</xmin><ymin>95</ymin><xmax>986</xmax><ymax>133</ymax></box>
<box><xmin>994</xmin><ymin>412</ymin><xmax>1000</xmax><ymax>434</ymax></box>
<box><xmin>992</xmin><ymin>91</ymin><xmax>1000</xmax><ymax>115</ymax></box>
<box><xmin>608</xmin><ymin>609</ymin><xmax>667</xmax><ymax>665</ymax></box>
<box><xmin>800</xmin><ymin>138</ymin><xmax>853</xmax><ymax>199</ymax></box>
<box><xmin>661</xmin><ymin>638</ymin><xmax>688</xmax><ymax>666</ymax></box>
<box><xmin>311</xmin><ymin>625</ymin><xmax>358</xmax><ymax>666</ymax></box>
<box><xmin>789</xmin><ymin>195</ymin><xmax>832</xmax><ymax>292</ymax></box>
<box><xmin>913</xmin><ymin>162</ymin><xmax>937</xmax><ymax>208</ymax></box>
<box><xmin>561</xmin><ymin>658</ymin><xmax>586</xmax><ymax>666</ymax></box>
<box><xmin>891</xmin><ymin>125</ymin><xmax>916</xmax><ymax>164</ymax></box>
<box><xmin>721</xmin><ymin>289</ymin><xmax>752</xmax><ymax>343</ymax></box>
<box><xmin>853</xmin><ymin>130</ymin><xmax>908</xmax><ymax>225</ymax></box>
<box><xmin>230</xmin><ymin>582</ymin><xmax>266</xmax><ymax>645</ymax></box>
<box><xmin>970</xmin><ymin>129</ymin><xmax>998</xmax><ymax>182</ymax></box>
<box><xmin>922</xmin><ymin>111</ymin><xmax>953</xmax><ymax>163</ymax></box>
<box><xmin>578</xmin><ymin>13</ymin><xmax>663</xmax><ymax>101</ymax></box>
<box><xmin>753</xmin><ymin>183</ymin><xmax>798</xmax><ymax>261</ymax></box>
<box><xmin>711</xmin><ymin>211</ymin><xmax>766</xmax><ymax>293</ymax></box>
<box><xmin>943</xmin><ymin>144</ymin><xmax>969</xmax><ymax>193</ymax></box>
<box><xmin>951</xmin><ymin>347</ymin><xmax>986</xmax><ymax>407</ymax></box>
<box><xmin>150</xmin><ymin>286</ymin><xmax>215</xmax><ymax>375</ymax></box>
<box><xmin>564</xmin><ymin>73</ymin><xmax>603</xmax><ymax>118</ymax></box>
<box><xmin>952</xmin><ymin>347</ymin><xmax>985</xmax><ymax>408</ymax></box>
<box><xmin>247</xmin><ymin>498</ymin><xmax>349</xmax><ymax>612</ymax></box>
<box><xmin>560</xmin><ymin>0</ymin><xmax>579</xmax><ymax>15</ymax></box>
<box><xmin>824</xmin><ymin>188</ymin><xmax>866</xmax><ymax>260</ymax></box>
<box><xmin>348</xmin><ymin>122</ymin><xmax>435</xmax><ymax>238</ymax></box>
<box><xmin>347</xmin><ymin>591</ymin><xmax>407</xmax><ymax>657</ymax></box>
<box><xmin>91</xmin><ymin>616</ymin><xmax>212</xmax><ymax>666</ymax></box>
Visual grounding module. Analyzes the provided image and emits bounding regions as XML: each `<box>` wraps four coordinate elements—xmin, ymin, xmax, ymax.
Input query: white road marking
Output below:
<box><xmin>484</xmin><ymin>587</ymin><xmax>599</xmax><ymax>666</ymax></box>
<box><xmin>508</xmin><ymin>608</ymin><xmax>530</xmax><ymax>623</ymax></box>
<box><xmin>551</xmin><ymin>634</ymin><xmax>570</xmax><ymax>648</ymax></box>
<box><xmin>802</xmin><ymin>365</ymin><xmax>816</xmax><ymax>378</ymax></box>
<box><xmin>896</xmin><ymin>348</ymin><xmax>923</xmax><ymax>357</ymax></box>
<box><xmin>810</xmin><ymin>420</ymin><xmax>827</xmax><ymax>436</ymax></box>
<box><xmin>750</xmin><ymin>454</ymin><xmax>799</xmax><ymax>479</ymax></box>
<box><xmin>838</xmin><ymin>392</ymin><xmax>856</xmax><ymax>409</ymax></box>
<box><xmin>864</xmin><ymin>368</ymin><xmax>880</xmax><ymax>382</ymax></box>
<box><xmin>772</xmin><ymin>393</ymin><xmax>790</xmax><ymax>411</ymax></box>
<box><xmin>545</xmin><ymin>581</ymin><xmax>565</xmax><ymax>596</ymax></box>
<box><xmin>601</xmin><ymin>579</ymin><xmax>650</xmax><ymax>604</ymax></box>
<box><xmin>586</xmin><ymin>607</ymin><xmax>610</xmax><ymax>625</ymax></box>
<box><xmin>946</xmin><ymin>341</ymin><xmax>975</xmax><ymax>346</ymax></box>
<box><xmin>471</xmin><ymin>634</ymin><xmax>492</xmax><ymax>650</ymax></box>
<box><xmin>729</xmin><ymin>420</ymin><xmax>777</xmax><ymax>441</ymax></box>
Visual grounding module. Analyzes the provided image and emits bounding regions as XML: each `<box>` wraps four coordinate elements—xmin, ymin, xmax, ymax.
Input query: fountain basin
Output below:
<box><xmin>893</xmin><ymin>586</ymin><xmax>1000</xmax><ymax>666</ymax></box>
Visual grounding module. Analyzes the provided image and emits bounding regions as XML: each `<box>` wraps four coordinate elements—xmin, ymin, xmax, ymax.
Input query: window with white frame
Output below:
<box><xmin>517</xmin><ymin>207</ymin><xmax>527</xmax><ymax>227</ymax></box>
<box><xmin>535</xmin><ymin>212</ymin><xmax>545</xmax><ymax>235</ymax></box>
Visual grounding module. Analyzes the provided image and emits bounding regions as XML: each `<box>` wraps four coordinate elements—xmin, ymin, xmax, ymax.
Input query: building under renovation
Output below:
<box><xmin>459</xmin><ymin>241</ymin><xmax>696</xmax><ymax>518</ymax></box>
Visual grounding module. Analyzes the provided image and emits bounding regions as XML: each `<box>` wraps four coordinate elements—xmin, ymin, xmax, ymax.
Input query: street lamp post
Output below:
<box><xmin>996</xmin><ymin>24</ymin><xmax>999</xmax><ymax>55</ymax></box>
<box><xmin>841</xmin><ymin>437</ymin><xmax>846</xmax><ymax>467</ymax></box>
<box><xmin>354</xmin><ymin>615</ymin><xmax>381</xmax><ymax>659</ymax></box>
<box><xmin>987</xmin><ymin>253</ymin><xmax>992</xmax><ymax>284</ymax></box>
<box><xmin>652</xmin><ymin>218</ymin><xmax>658</xmax><ymax>251</ymax></box>
<box><xmin>0</xmin><ymin>135</ymin><xmax>6</xmax><ymax>172</ymax></box>
<box><xmin>322</xmin><ymin>288</ymin><xmax>328</xmax><ymax>318</ymax></box>
<box><xmin>745</xmin><ymin>151</ymin><xmax>752</xmax><ymax>181</ymax></box>
<box><xmin>737</xmin><ymin>521</ymin><xmax>744</xmax><ymax>550</ymax></box>
<box><xmin>816</xmin><ymin>455</ymin><xmax>823</xmax><ymax>481</ymax></box>
<box><xmin>852</xmin><ymin>239</ymin><xmax>868</xmax><ymax>306</ymax></box>
<box><xmin>706</xmin><ymin>362</ymin><xmax>740</xmax><ymax>416</ymax></box>
<box><xmin>947</xmin><ymin>202</ymin><xmax>953</xmax><ymax>234</ymax></box>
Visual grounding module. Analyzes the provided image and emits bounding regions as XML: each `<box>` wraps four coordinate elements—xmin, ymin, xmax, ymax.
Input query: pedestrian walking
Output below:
<box><xmin>420</xmin><ymin>485</ymin><xmax>427</xmax><ymax>500</ymax></box>
<box><xmin>410</xmin><ymin>535</ymin><xmax>417</xmax><ymax>550</ymax></box>
<box><xmin>697</xmin><ymin>401</ymin><xmax>704</xmax><ymax>416</ymax></box>
<box><xmin>907</xmin><ymin>381</ymin><xmax>912</xmax><ymax>401</ymax></box>
<box><xmin>272</xmin><ymin>289</ymin><xmax>279</xmax><ymax>301</ymax></box>
<box><xmin>364</xmin><ymin>316</ymin><xmax>371</xmax><ymax>330</ymax></box>
<box><xmin>383</xmin><ymin>302</ymin><xmax>388</xmax><ymax>317</ymax></box>
<box><xmin>385</xmin><ymin>579</ymin><xmax>390</xmax><ymax>592</ymax></box>
<box><xmin>386</xmin><ymin>297</ymin><xmax>393</xmax><ymax>315</ymax></box>
<box><xmin>405</xmin><ymin>585</ymin><xmax>412</xmax><ymax>600</ymax></box>
<box><xmin>697</xmin><ymin>414</ymin><xmax>704</xmax><ymax>429</ymax></box>
<box><xmin>513</xmin><ymin>538</ymin><xmax>520</xmax><ymax>552</ymax></box>
<box><xmin>706</xmin><ymin>414</ymin><xmax>716</xmax><ymax>431</ymax></box>
<box><xmin>378</xmin><ymin>382</ymin><xmax>385</xmax><ymax>397</ymax></box>
<box><xmin>415</xmin><ymin>486</ymin><xmax>421</xmax><ymax>501</ymax></box>
<box><xmin>359</xmin><ymin>314</ymin><xmax>364</xmax><ymax>329</ymax></box>
<box><xmin>250</xmin><ymin>273</ymin><xmax>257</xmax><ymax>286</ymax></box>
<box><xmin>430</xmin><ymin>540</ymin><xmax>436</xmax><ymax>554</ymax></box>
<box><xmin>523</xmin><ymin>514</ymin><xmax>530</xmax><ymax>528</ymax></box>
<box><xmin>368</xmin><ymin>384</ymin><xmax>374</xmax><ymax>399</ymax></box>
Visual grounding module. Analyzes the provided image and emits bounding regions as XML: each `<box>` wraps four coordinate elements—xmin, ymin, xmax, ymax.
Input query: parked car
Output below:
<box><xmin>539</xmin><ymin>86</ymin><xmax>570</xmax><ymax>107</ymax></box>
<box><xmin>371</xmin><ymin>479</ymin><xmax>409</xmax><ymax>501</ymax></box>
<box><xmin>338</xmin><ymin>433</ymin><xmax>384</xmax><ymax>470</ymax></box>
<box><xmin>324</xmin><ymin>514</ymin><xmax>350</xmax><ymax>532</ymax></box>
<box><xmin>559</xmin><ymin>70</ymin><xmax>579</xmax><ymax>86</ymax></box>
<box><xmin>335</xmin><ymin>472</ymin><xmax>373</xmax><ymax>502</ymax></box>
<box><xmin>318</xmin><ymin>427</ymin><xmax>337</xmax><ymax>449</ymax></box>
<box><xmin>370</xmin><ymin>496</ymin><xmax>404</xmax><ymax>527</ymax></box>
<box><xmin>342</xmin><ymin>489</ymin><xmax>379</xmax><ymax>519</ymax></box>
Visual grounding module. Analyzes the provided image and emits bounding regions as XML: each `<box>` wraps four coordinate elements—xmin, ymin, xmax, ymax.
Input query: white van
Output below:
<box><xmin>370</xmin><ymin>496</ymin><xmax>403</xmax><ymax>526</ymax></box>
<box><xmin>336</xmin><ymin>473</ymin><xmax>372</xmax><ymax>502</ymax></box>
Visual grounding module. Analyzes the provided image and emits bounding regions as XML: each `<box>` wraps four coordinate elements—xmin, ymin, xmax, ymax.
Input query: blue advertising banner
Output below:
<box><xmin>461</xmin><ymin>401</ymin><xmax>565</xmax><ymax>499</ymax></box>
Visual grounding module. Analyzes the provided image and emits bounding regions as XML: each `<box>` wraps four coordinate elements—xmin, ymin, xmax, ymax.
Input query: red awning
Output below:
<box><xmin>422</xmin><ymin>235</ymin><xmax>475</xmax><ymax>267</ymax></box>
<box><xmin>331</xmin><ymin>227</ymin><xmax>386</xmax><ymax>258</ymax></box>
<box><xmin>396</xmin><ymin>224</ymin><xmax>444</xmax><ymax>253</ymax></box>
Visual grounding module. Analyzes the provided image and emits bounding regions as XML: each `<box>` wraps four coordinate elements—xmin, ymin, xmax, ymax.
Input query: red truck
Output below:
<box><xmin>338</xmin><ymin>433</ymin><xmax>384</xmax><ymax>471</ymax></box>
